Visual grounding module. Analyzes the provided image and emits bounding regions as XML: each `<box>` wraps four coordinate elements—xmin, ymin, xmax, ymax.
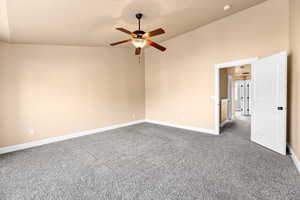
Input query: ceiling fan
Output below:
<box><xmin>110</xmin><ymin>13</ymin><xmax>166</xmax><ymax>55</ymax></box>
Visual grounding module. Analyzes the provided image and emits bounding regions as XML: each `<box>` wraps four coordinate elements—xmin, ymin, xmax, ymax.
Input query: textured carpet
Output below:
<box><xmin>0</xmin><ymin>121</ymin><xmax>300</xmax><ymax>200</ymax></box>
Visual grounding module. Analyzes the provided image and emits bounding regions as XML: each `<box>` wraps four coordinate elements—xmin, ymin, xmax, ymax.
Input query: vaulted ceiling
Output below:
<box><xmin>0</xmin><ymin>0</ymin><xmax>266</xmax><ymax>46</ymax></box>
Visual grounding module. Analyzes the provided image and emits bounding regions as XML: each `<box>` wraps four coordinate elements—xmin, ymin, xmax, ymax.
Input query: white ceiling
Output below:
<box><xmin>0</xmin><ymin>0</ymin><xmax>267</xmax><ymax>46</ymax></box>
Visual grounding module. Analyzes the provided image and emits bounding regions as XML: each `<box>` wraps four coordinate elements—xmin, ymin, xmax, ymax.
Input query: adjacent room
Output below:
<box><xmin>1</xmin><ymin>0</ymin><xmax>300</xmax><ymax>199</ymax></box>
<box><xmin>220</xmin><ymin>65</ymin><xmax>252</xmax><ymax>139</ymax></box>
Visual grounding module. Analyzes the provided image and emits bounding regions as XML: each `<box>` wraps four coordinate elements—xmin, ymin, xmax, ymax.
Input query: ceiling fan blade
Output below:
<box><xmin>143</xmin><ymin>28</ymin><xmax>165</xmax><ymax>38</ymax></box>
<box><xmin>135</xmin><ymin>48</ymin><xmax>141</xmax><ymax>55</ymax></box>
<box><xmin>116</xmin><ymin>28</ymin><xmax>134</xmax><ymax>36</ymax></box>
<box><xmin>146</xmin><ymin>40</ymin><xmax>166</xmax><ymax>51</ymax></box>
<box><xmin>110</xmin><ymin>39</ymin><xmax>132</xmax><ymax>46</ymax></box>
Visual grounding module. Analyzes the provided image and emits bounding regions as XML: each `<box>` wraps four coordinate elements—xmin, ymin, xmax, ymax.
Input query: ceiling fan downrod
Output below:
<box><xmin>136</xmin><ymin>13</ymin><xmax>143</xmax><ymax>31</ymax></box>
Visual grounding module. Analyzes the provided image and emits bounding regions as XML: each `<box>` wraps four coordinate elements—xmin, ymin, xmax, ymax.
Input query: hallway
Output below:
<box><xmin>221</xmin><ymin>116</ymin><xmax>251</xmax><ymax>140</ymax></box>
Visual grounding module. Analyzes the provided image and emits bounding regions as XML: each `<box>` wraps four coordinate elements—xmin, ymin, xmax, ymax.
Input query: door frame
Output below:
<box><xmin>214</xmin><ymin>57</ymin><xmax>258</xmax><ymax>135</ymax></box>
<box><xmin>227</xmin><ymin>75</ymin><xmax>233</xmax><ymax>120</ymax></box>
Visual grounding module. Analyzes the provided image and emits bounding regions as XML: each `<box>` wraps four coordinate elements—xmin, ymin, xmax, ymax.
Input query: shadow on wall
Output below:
<box><xmin>119</xmin><ymin>0</ymin><xmax>161</xmax><ymax>26</ymax></box>
<box><xmin>0</xmin><ymin>57</ymin><xmax>26</xmax><ymax>147</ymax></box>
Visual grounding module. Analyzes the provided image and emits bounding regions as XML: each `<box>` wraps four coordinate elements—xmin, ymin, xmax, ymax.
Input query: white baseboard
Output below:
<box><xmin>288</xmin><ymin>145</ymin><xmax>300</xmax><ymax>174</ymax></box>
<box><xmin>0</xmin><ymin>120</ymin><xmax>145</xmax><ymax>155</ymax></box>
<box><xmin>145</xmin><ymin>119</ymin><xmax>217</xmax><ymax>135</ymax></box>
<box><xmin>0</xmin><ymin>119</ymin><xmax>218</xmax><ymax>155</ymax></box>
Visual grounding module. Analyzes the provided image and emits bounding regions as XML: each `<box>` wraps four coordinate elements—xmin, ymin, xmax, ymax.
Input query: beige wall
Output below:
<box><xmin>0</xmin><ymin>43</ymin><xmax>145</xmax><ymax>147</ymax></box>
<box><xmin>221</xmin><ymin>100</ymin><xmax>228</xmax><ymax>124</ymax></box>
<box><xmin>220</xmin><ymin>69</ymin><xmax>229</xmax><ymax>124</ymax></box>
<box><xmin>289</xmin><ymin>0</ymin><xmax>300</xmax><ymax>159</ymax></box>
<box><xmin>145</xmin><ymin>0</ymin><xmax>289</xmax><ymax>129</ymax></box>
<box><xmin>220</xmin><ymin>69</ymin><xmax>228</xmax><ymax>99</ymax></box>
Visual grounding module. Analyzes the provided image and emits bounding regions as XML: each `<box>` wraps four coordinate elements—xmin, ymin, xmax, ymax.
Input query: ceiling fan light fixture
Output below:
<box><xmin>132</xmin><ymin>38</ymin><xmax>147</xmax><ymax>48</ymax></box>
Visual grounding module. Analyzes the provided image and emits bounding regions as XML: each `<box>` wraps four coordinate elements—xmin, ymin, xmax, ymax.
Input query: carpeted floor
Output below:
<box><xmin>1</xmin><ymin>120</ymin><xmax>300</xmax><ymax>200</ymax></box>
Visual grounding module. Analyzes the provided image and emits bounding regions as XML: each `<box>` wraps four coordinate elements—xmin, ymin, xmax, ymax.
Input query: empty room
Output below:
<box><xmin>1</xmin><ymin>0</ymin><xmax>300</xmax><ymax>199</ymax></box>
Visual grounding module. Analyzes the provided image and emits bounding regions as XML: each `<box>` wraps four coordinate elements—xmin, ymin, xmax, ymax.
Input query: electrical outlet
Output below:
<box><xmin>181</xmin><ymin>116</ymin><xmax>185</xmax><ymax>121</ymax></box>
<box><xmin>132</xmin><ymin>114</ymin><xmax>136</xmax><ymax>119</ymax></box>
<box><xmin>29</xmin><ymin>129</ymin><xmax>35</xmax><ymax>135</ymax></box>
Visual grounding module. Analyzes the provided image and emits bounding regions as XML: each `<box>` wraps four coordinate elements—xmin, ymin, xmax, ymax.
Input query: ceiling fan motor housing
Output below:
<box><xmin>133</xmin><ymin>30</ymin><xmax>146</xmax><ymax>38</ymax></box>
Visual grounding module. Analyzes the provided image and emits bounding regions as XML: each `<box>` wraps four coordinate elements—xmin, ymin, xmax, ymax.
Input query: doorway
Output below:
<box><xmin>220</xmin><ymin>65</ymin><xmax>252</xmax><ymax>128</ymax></box>
<box><xmin>214</xmin><ymin>57</ymin><xmax>257</xmax><ymax>135</ymax></box>
<box><xmin>214</xmin><ymin>52</ymin><xmax>288</xmax><ymax>155</ymax></box>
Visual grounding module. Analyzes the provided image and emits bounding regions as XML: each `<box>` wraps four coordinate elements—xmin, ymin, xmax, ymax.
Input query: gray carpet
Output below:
<box><xmin>0</xmin><ymin>121</ymin><xmax>300</xmax><ymax>200</ymax></box>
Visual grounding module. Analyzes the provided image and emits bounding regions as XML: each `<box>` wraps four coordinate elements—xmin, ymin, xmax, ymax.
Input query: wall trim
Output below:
<box><xmin>0</xmin><ymin>119</ymin><xmax>220</xmax><ymax>155</ymax></box>
<box><xmin>215</xmin><ymin>57</ymin><xmax>259</xmax><ymax>69</ymax></box>
<box><xmin>145</xmin><ymin>119</ymin><xmax>217</xmax><ymax>135</ymax></box>
<box><xmin>0</xmin><ymin>120</ymin><xmax>145</xmax><ymax>155</ymax></box>
<box><xmin>288</xmin><ymin>145</ymin><xmax>300</xmax><ymax>174</ymax></box>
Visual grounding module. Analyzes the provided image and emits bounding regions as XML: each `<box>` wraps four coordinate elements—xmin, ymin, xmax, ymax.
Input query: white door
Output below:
<box><xmin>251</xmin><ymin>51</ymin><xmax>287</xmax><ymax>155</ymax></box>
<box><xmin>236</xmin><ymin>81</ymin><xmax>242</xmax><ymax>112</ymax></box>
<box><xmin>245</xmin><ymin>80</ymin><xmax>251</xmax><ymax>116</ymax></box>
<box><xmin>240</xmin><ymin>81</ymin><xmax>245</xmax><ymax>114</ymax></box>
